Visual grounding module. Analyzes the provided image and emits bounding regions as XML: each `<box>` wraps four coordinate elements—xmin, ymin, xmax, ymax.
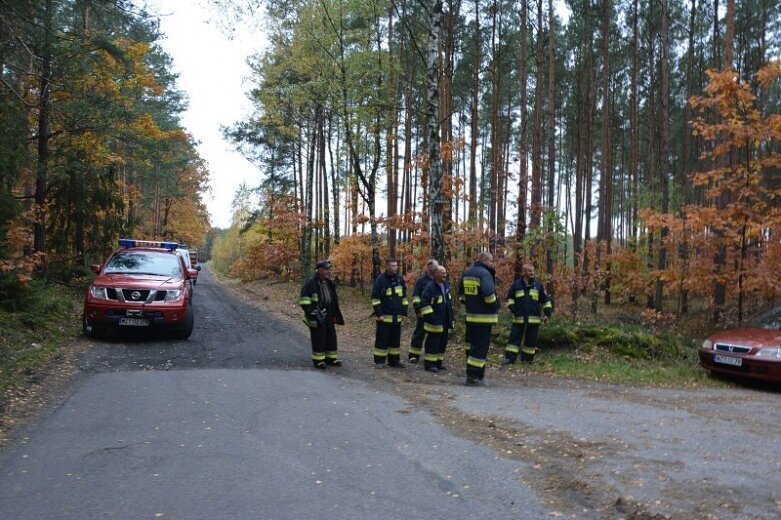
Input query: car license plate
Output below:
<box><xmin>118</xmin><ymin>317</ymin><xmax>150</xmax><ymax>327</ymax></box>
<box><xmin>714</xmin><ymin>354</ymin><xmax>742</xmax><ymax>367</ymax></box>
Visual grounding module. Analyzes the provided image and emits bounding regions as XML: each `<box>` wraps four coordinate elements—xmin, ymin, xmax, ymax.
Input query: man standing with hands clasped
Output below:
<box><xmin>299</xmin><ymin>260</ymin><xmax>345</xmax><ymax>369</ymax></box>
<box><xmin>419</xmin><ymin>265</ymin><xmax>454</xmax><ymax>373</ymax></box>
<box><xmin>371</xmin><ymin>258</ymin><xmax>408</xmax><ymax>368</ymax></box>
<box><xmin>409</xmin><ymin>259</ymin><xmax>439</xmax><ymax>364</ymax></box>
<box><xmin>504</xmin><ymin>263</ymin><xmax>552</xmax><ymax>365</ymax></box>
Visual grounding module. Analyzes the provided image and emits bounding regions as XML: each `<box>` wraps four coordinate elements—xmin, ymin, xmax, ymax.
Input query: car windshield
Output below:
<box><xmin>103</xmin><ymin>251</ymin><xmax>183</xmax><ymax>278</ymax></box>
<box><xmin>751</xmin><ymin>307</ymin><xmax>781</xmax><ymax>330</ymax></box>
<box><xmin>177</xmin><ymin>249</ymin><xmax>192</xmax><ymax>269</ymax></box>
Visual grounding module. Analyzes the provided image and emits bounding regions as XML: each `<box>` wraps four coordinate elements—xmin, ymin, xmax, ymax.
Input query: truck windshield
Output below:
<box><xmin>103</xmin><ymin>252</ymin><xmax>183</xmax><ymax>278</ymax></box>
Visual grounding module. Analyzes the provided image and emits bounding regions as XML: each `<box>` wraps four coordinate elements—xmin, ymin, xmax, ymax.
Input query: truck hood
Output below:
<box><xmin>93</xmin><ymin>273</ymin><xmax>183</xmax><ymax>290</ymax></box>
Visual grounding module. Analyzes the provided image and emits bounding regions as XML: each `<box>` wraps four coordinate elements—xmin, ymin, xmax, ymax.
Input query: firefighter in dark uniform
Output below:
<box><xmin>371</xmin><ymin>258</ymin><xmax>409</xmax><ymax>368</ymax></box>
<box><xmin>505</xmin><ymin>263</ymin><xmax>552</xmax><ymax>364</ymax></box>
<box><xmin>299</xmin><ymin>260</ymin><xmax>345</xmax><ymax>369</ymax></box>
<box><xmin>409</xmin><ymin>259</ymin><xmax>439</xmax><ymax>364</ymax></box>
<box><xmin>459</xmin><ymin>251</ymin><xmax>500</xmax><ymax>386</ymax></box>
<box><xmin>418</xmin><ymin>265</ymin><xmax>454</xmax><ymax>373</ymax></box>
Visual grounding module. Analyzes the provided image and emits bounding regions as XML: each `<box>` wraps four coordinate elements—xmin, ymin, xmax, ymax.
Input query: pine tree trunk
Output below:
<box><xmin>488</xmin><ymin>0</ymin><xmax>499</xmax><ymax>248</ymax></box>
<box><xmin>468</xmin><ymin>0</ymin><xmax>480</xmax><ymax>230</ymax></box>
<box><xmin>403</xmin><ymin>76</ymin><xmax>414</xmax><ymax>244</ymax></box>
<box><xmin>712</xmin><ymin>0</ymin><xmax>734</xmax><ymax>321</ymax></box>
<box><xmin>545</xmin><ymin>0</ymin><xmax>556</xmax><ymax>295</ymax></box>
<box><xmin>599</xmin><ymin>0</ymin><xmax>612</xmax><ymax>305</ymax></box>
<box><xmin>387</xmin><ymin>6</ymin><xmax>398</xmax><ymax>258</ymax></box>
<box><xmin>530</xmin><ymin>0</ymin><xmax>544</xmax><ymax>233</ymax></box>
<box><xmin>655</xmin><ymin>0</ymin><xmax>671</xmax><ymax>312</ymax></box>
<box><xmin>515</xmin><ymin>0</ymin><xmax>529</xmax><ymax>278</ymax></box>
<box><xmin>34</xmin><ymin>0</ymin><xmax>53</xmax><ymax>254</ymax></box>
<box><xmin>630</xmin><ymin>0</ymin><xmax>639</xmax><ymax>257</ymax></box>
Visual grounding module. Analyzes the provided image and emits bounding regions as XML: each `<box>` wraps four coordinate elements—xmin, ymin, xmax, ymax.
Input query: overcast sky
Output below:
<box><xmin>146</xmin><ymin>0</ymin><xmax>266</xmax><ymax>229</ymax></box>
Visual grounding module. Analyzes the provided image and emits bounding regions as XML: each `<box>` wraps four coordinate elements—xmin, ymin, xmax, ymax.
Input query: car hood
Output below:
<box><xmin>709</xmin><ymin>328</ymin><xmax>781</xmax><ymax>349</ymax></box>
<box><xmin>93</xmin><ymin>273</ymin><xmax>183</xmax><ymax>289</ymax></box>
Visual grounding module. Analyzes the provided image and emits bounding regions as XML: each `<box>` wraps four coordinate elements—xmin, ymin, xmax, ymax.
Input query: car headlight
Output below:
<box><xmin>756</xmin><ymin>347</ymin><xmax>781</xmax><ymax>358</ymax></box>
<box><xmin>164</xmin><ymin>290</ymin><xmax>183</xmax><ymax>302</ymax></box>
<box><xmin>701</xmin><ymin>339</ymin><xmax>713</xmax><ymax>350</ymax></box>
<box><xmin>90</xmin><ymin>286</ymin><xmax>108</xmax><ymax>300</ymax></box>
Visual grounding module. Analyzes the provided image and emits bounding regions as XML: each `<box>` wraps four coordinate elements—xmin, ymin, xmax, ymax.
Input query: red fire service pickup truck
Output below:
<box><xmin>82</xmin><ymin>239</ymin><xmax>197</xmax><ymax>339</ymax></box>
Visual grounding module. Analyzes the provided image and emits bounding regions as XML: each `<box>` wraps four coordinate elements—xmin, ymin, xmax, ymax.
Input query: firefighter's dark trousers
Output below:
<box><xmin>465</xmin><ymin>324</ymin><xmax>492</xmax><ymax>380</ymax></box>
<box><xmin>506</xmin><ymin>322</ymin><xmax>540</xmax><ymax>363</ymax></box>
<box><xmin>424</xmin><ymin>331</ymin><xmax>449</xmax><ymax>370</ymax></box>
<box><xmin>374</xmin><ymin>322</ymin><xmax>402</xmax><ymax>366</ymax></box>
<box><xmin>309</xmin><ymin>320</ymin><xmax>339</xmax><ymax>366</ymax></box>
<box><xmin>409</xmin><ymin>317</ymin><xmax>426</xmax><ymax>361</ymax></box>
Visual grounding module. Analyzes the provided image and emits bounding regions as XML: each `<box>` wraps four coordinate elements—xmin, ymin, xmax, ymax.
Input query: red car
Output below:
<box><xmin>82</xmin><ymin>239</ymin><xmax>197</xmax><ymax>339</ymax></box>
<box><xmin>699</xmin><ymin>308</ymin><xmax>781</xmax><ymax>383</ymax></box>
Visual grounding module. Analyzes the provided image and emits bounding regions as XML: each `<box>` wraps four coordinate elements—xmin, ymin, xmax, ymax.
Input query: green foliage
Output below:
<box><xmin>0</xmin><ymin>0</ymin><xmax>211</xmax><ymax>305</ymax></box>
<box><xmin>0</xmin><ymin>280</ymin><xmax>84</xmax><ymax>393</ymax></box>
<box><xmin>0</xmin><ymin>275</ymin><xmax>32</xmax><ymax>312</ymax></box>
<box><xmin>537</xmin><ymin>318</ymin><xmax>684</xmax><ymax>361</ymax></box>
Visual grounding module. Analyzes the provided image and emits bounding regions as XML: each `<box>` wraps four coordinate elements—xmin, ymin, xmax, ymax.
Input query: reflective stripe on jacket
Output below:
<box><xmin>299</xmin><ymin>275</ymin><xmax>345</xmax><ymax>328</ymax></box>
<box><xmin>459</xmin><ymin>261</ymin><xmax>499</xmax><ymax>324</ymax></box>
<box><xmin>419</xmin><ymin>280</ymin><xmax>454</xmax><ymax>333</ymax></box>
<box><xmin>371</xmin><ymin>272</ymin><xmax>409</xmax><ymax>323</ymax></box>
<box><xmin>411</xmin><ymin>273</ymin><xmax>433</xmax><ymax>315</ymax></box>
<box><xmin>506</xmin><ymin>277</ymin><xmax>552</xmax><ymax>324</ymax></box>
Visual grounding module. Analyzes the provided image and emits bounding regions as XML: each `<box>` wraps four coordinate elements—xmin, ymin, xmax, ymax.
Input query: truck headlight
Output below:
<box><xmin>90</xmin><ymin>286</ymin><xmax>108</xmax><ymax>300</ymax></box>
<box><xmin>165</xmin><ymin>290</ymin><xmax>183</xmax><ymax>302</ymax></box>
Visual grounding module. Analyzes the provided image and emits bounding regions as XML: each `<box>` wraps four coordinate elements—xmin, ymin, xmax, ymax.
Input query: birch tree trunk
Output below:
<box><xmin>427</xmin><ymin>0</ymin><xmax>445</xmax><ymax>263</ymax></box>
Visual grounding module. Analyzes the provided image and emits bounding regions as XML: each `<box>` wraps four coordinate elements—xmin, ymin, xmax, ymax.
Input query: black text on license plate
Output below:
<box><xmin>714</xmin><ymin>354</ymin><xmax>742</xmax><ymax>367</ymax></box>
<box><xmin>119</xmin><ymin>317</ymin><xmax>150</xmax><ymax>327</ymax></box>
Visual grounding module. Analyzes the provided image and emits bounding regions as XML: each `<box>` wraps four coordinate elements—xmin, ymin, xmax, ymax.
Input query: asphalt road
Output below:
<box><xmin>1</xmin><ymin>267</ymin><xmax>780</xmax><ymax>519</ymax></box>
<box><xmin>0</xmin><ymin>268</ymin><xmax>549</xmax><ymax>520</ymax></box>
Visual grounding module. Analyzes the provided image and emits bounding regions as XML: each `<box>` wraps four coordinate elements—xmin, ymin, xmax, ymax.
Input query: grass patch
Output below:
<box><xmin>0</xmin><ymin>279</ymin><xmax>86</xmax><ymax>394</ymax></box>
<box><xmin>492</xmin><ymin>316</ymin><xmax>723</xmax><ymax>387</ymax></box>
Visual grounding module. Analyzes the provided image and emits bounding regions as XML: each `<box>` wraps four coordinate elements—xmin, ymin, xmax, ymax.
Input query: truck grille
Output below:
<box><xmin>102</xmin><ymin>288</ymin><xmax>164</xmax><ymax>303</ymax></box>
<box><xmin>121</xmin><ymin>289</ymin><xmax>151</xmax><ymax>301</ymax></box>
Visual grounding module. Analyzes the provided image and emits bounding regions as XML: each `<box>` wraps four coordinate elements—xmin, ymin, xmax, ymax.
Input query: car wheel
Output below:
<box><xmin>82</xmin><ymin>315</ymin><xmax>104</xmax><ymax>338</ymax></box>
<box><xmin>174</xmin><ymin>306</ymin><xmax>194</xmax><ymax>340</ymax></box>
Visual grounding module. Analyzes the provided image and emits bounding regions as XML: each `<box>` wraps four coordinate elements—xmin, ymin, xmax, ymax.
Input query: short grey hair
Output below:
<box><xmin>477</xmin><ymin>251</ymin><xmax>493</xmax><ymax>263</ymax></box>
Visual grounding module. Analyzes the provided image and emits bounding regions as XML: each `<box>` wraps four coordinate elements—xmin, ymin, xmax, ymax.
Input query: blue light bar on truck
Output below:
<box><xmin>118</xmin><ymin>239</ymin><xmax>178</xmax><ymax>250</ymax></box>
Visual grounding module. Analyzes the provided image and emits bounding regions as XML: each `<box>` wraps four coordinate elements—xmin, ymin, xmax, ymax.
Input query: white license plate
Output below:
<box><xmin>714</xmin><ymin>354</ymin><xmax>742</xmax><ymax>367</ymax></box>
<box><xmin>119</xmin><ymin>317</ymin><xmax>150</xmax><ymax>327</ymax></box>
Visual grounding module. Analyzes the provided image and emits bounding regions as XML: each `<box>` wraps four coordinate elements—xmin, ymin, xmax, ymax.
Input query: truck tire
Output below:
<box><xmin>174</xmin><ymin>306</ymin><xmax>194</xmax><ymax>340</ymax></box>
<box><xmin>82</xmin><ymin>315</ymin><xmax>104</xmax><ymax>339</ymax></box>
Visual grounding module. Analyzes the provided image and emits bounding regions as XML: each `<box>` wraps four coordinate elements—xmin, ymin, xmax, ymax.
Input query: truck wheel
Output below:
<box><xmin>82</xmin><ymin>315</ymin><xmax>104</xmax><ymax>338</ymax></box>
<box><xmin>174</xmin><ymin>306</ymin><xmax>194</xmax><ymax>340</ymax></box>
